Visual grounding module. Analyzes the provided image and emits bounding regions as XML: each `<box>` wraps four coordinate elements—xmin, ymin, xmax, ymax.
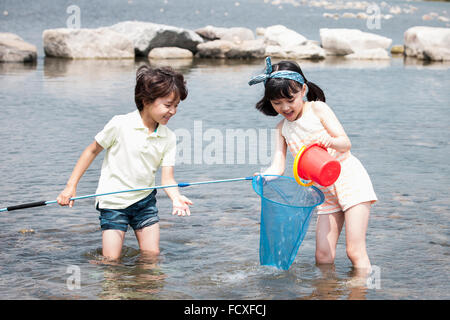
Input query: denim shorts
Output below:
<box><xmin>97</xmin><ymin>189</ymin><xmax>159</xmax><ymax>232</ymax></box>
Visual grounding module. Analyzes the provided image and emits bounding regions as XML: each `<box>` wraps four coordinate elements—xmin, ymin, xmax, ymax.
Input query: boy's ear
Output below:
<box><xmin>142</xmin><ymin>99</ymin><xmax>151</xmax><ymax>110</ymax></box>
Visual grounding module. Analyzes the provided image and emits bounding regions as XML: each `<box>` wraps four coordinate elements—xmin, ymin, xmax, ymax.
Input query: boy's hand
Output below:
<box><xmin>172</xmin><ymin>195</ymin><xmax>193</xmax><ymax>216</ymax></box>
<box><xmin>57</xmin><ymin>186</ymin><xmax>76</xmax><ymax>207</ymax></box>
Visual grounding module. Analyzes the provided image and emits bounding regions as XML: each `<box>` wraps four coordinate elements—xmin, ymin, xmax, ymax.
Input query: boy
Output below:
<box><xmin>57</xmin><ymin>65</ymin><xmax>192</xmax><ymax>260</ymax></box>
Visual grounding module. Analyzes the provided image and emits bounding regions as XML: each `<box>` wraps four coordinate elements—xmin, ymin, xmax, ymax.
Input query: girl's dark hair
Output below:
<box><xmin>135</xmin><ymin>65</ymin><xmax>188</xmax><ymax>111</ymax></box>
<box><xmin>255</xmin><ymin>60</ymin><xmax>325</xmax><ymax>116</ymax></box>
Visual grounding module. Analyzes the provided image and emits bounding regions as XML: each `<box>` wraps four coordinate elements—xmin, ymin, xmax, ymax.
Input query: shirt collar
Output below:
<box><xmin>131</xmin><ymin>110</ymin><xmax>167</xmax><ymax>137</ymax></box>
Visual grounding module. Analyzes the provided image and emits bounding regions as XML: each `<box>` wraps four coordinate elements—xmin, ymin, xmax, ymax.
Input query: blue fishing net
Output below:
<box><xmin>252</xmin><ymin>175</ymin><xmax>324</xmax><ymax>270</ymax></box>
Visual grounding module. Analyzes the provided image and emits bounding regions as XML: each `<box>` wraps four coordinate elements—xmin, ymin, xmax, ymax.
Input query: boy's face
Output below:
<box><xmin>144</xmin><ymin>91</ymin><xmax>180</xmax><ymax>125</ymax></box>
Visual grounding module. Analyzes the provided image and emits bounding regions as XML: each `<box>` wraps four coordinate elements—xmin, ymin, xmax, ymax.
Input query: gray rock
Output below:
<box><xmin>320</xmin><ymin>28</ymin><xmax>392</xmax><ymax>56</ymax></box>
<box><xmin>196</xmin><ymin>40</ymin><xmax>235</xmax><ymax>58</ymax></box>
<box><xmin>195</xmin><ymin>25</ymin><xmax>254</xmax><ymax>43</ymax></box>
<box><xmin>225</xmin><ymin>39</ymin><xmax>266</xmax><ymax>59</ymax></box>
<box><xmin>255</xmin><ymin>25</ymin><xmax>323</xmax><ymax>60</ymax></box>
<box><xmin>0</xmin><ymin>33</ymin><xmax>37</xmax><ymax>63</ymax></box>
<box><xmin>263</xmin><ymin>25</ymin><xmax>308</xmax><ymax>48</ymax></box>
<box><xmin>404</xmin><ymin>26</ymin><xmax>450</xmax><ymax>61</ymax></box>
<box><xmin>265</xmin><ymin>42</ymin><xmax>326</xmax><ymax>60</ymax></box>
<box><xmin>148</xmin><ymin>47</ymin><xmax>193</xmax><ymax>59</ymax></box>
<box><xmin>390</xmin><ymin>45</ymin><xmax>404</xmax><ymax>55</ymax></box>
<box><xmin>196</xmin><ymin>39</ymin><xmax>265</xmax><ymax>59</ymax></box>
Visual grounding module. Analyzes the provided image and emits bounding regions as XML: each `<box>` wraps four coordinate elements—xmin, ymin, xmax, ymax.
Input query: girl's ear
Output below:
<box><xmin>302</xmin><ymin>84</ymin><xmax>308</xmax><ymax>102</ymax></box>
<box><xmin>302</xmin><ymin>84</ymin><xmax>307</xmax><ymax>95</ymax></box>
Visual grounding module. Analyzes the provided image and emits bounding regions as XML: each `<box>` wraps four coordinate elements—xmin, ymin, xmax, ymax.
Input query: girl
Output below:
<box><xmin>249</xmin><ymin>57</ymin><xmax>377</xmax><ymax>272</ymax></box>
<box><xmin>57</xmin><ymin>65</ymin><xmax>193</xmax><ymax>260</ymax></box>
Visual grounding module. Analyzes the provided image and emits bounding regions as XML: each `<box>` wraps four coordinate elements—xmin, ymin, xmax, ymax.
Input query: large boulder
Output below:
<box><xmin>43</xmin><ymin>28</ymin><xmax>134</xmax><ymax>59</ymax></box>
<box><xmin>262</xmin><ymin>25</ymin><xmax>308</xmax><ymax>48</ymax></box>
<box><xmin>109</xmin><ymin>21</ymin><xmax>204</xmax><ymax>56</ymax></box>
<box><xmin>320</xmin><ymin>28</ymin><xmax>392</xmax><ymax>57</ymax></box>
<box><xmin>404</xmin><ymin>26</ymin><xmax>450</xmax><ymax>61</ymax></box>
<box><xmin>195</xmin><ymin>25</ymin><xmax>254</xmax><ymax>43</ymax></box>
<box><xmin>0</xmin><ymin>33</ymin><xmax>37</xmax><ymax>63</ymax></box>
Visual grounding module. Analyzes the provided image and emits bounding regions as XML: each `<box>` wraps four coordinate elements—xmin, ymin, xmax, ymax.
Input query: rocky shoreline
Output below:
<box><xmin>1</xmin><ymin>22</ymin><xmax>449</xmax><ymax>63</ymax></box>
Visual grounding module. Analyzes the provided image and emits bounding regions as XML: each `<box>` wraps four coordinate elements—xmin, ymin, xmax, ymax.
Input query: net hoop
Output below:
<box><xmin>252</xmin><ymin>175</ymin><xmax>324</xmax><ymax>209</ymax></box>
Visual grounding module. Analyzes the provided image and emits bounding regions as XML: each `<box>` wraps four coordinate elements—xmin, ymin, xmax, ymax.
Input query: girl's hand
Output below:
<box><xmin>252</xmin><ymin>172</ymin><xmax>266</xmax><ymax>185</ymax></box>
<box><xmin>57</xmin><ymin>186</ymin><xmax>76</xmax><ymax>207</ymax></box>
<box><xmin>252</xmin><ymin>172</ymin><xmax>279</xmax><ymax>184</ymax></box>
<box><xmin>172</xmin><ymin>195</ymin><xmax>193</xmax><ymax>216</ymax></box>
<box><xmin>315</xmin><ymin>132</ymin><xmax>334</xmax><ymax>149</ymax></box>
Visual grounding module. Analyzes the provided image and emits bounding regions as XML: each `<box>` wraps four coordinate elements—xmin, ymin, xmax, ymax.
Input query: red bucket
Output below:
<box><xmin>293</xmin><ymin>144</ymin><xmax>341</xmax><ymax>187</ymax></box>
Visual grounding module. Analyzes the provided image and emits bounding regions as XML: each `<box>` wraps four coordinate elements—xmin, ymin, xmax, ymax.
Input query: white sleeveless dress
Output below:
<box><xmin>281</xmin><ymin>104</ymin><xmax>377</xmax><ymax>214</ymax></box>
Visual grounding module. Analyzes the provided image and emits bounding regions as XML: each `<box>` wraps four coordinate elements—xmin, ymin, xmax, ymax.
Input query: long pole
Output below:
<box><xmin>0</xmin><ymin>176</ymin><xmax>254</xmax><ymax>213</ymax></box>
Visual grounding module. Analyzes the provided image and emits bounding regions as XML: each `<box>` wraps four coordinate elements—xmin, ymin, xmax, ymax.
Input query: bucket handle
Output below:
<box><xmin>293</xmin><ymin>145</ymin><xmax>314</xmax><ymax>187</ymax></box>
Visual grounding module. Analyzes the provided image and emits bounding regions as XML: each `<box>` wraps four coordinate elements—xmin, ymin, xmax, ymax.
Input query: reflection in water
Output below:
<box><xmin>345</xmin><ymin>267</ymin><xmax>371</xmax><ymax>300</ymax></box>
<box><xmin>42</xmin><ymin>56</ymin><xmax>197</xmax><ymax>80</ymax></box>
<box><xmin>149</xmin><ymin>57</ymin><xmax>194</xmax><ymax>70</ymax></box>
<box><xmin>43</xmin><ymin>57</ymin><xmax>136</xmax><ymax>78</ymax></box>
<box><xmin>403</xmin><ymin>56</ymin><xmax>450</xmax><ymax>70</ymax></box>
<box><xmin>32</xmin><ymin>55</ymin><xmax>450</xmax><ymax>84</ymax></box>
<box><xmin>87</xmin><ymin>247</ymin><xmax>166</xmax><ymax>300</ymax></box>
<box><xmin>300</xmin><ymin>264</ymin><xmax>369</xmax><ymax>300</ymax></box>
<box><xmin>0</xmin><ymin>61</ymin><xmax>37</xmax><ymax>74</ymax></box>
<box><xmin>291</xmin><ymin>56</ymin><xmax>392</xmax><ymax>69</ymax></box>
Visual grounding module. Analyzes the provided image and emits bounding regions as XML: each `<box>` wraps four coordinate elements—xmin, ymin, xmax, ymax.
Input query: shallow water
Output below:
<box><xmin>1</xmin><ymin>0</ymin><xmax>449</xmax><ymax>300</ymax></box>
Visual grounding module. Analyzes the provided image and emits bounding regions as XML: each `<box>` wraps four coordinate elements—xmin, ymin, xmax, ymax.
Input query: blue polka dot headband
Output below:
<box><xmin>248</xmin><ymin>56</ymin><xmax>306</xmax><ymax>86</ymax></box>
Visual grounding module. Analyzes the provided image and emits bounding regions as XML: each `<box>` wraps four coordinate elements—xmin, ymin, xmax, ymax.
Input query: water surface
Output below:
<box><xmin>0</xmin><ymin>0</ymin><xmax>449</xmax><ymax>300</ymax></box>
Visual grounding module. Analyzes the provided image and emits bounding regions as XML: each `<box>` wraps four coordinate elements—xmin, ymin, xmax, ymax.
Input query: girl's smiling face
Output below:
<box><xmin>270</xmin><ymin>85</ymin><xmax>306</xmax><ymax>121</ymax></box>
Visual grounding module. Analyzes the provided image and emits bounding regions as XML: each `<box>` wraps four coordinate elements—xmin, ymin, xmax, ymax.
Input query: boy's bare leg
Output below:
<box><xmin>135</xmin><ymin>223</ymin><xmax>160</xmax><ymax>256</ymax></box>
<box><xmin>102</xmin><ymin>229</ymin><xmax>126</xmax><ymax>260</ymax></box>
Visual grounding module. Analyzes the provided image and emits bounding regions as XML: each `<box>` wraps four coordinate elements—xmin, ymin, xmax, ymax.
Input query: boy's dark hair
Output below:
<box><xmin>135</xmin><ymin>65</ymin><xmax>188</xmax><ymax>111</ymax></box>
<box><xmin>255</xmin><ymin>60</ymin><xmax>325</xmax><ymax>116</ymax></box>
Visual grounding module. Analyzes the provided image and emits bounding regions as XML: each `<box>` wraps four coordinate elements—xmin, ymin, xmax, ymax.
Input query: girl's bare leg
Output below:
<box><xmin>315</xmin><ymin>211</ymin><xmax>345</xmax><ymax>265</ymax></box>
<box><xmin>344</xmin><ymin>202</ymin><xmax>371</xmax><ymax>272</ymax></box>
